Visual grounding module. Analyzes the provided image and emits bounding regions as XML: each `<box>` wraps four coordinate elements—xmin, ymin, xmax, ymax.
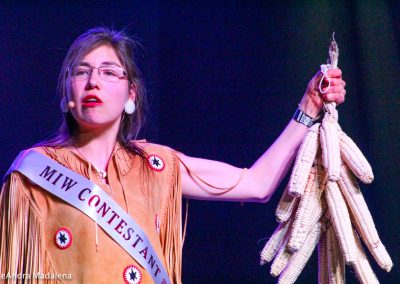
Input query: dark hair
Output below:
<box><xmin>39</xmin><ymin>27</ymin><xmax>148</xmax><ymax>156</ymax></box>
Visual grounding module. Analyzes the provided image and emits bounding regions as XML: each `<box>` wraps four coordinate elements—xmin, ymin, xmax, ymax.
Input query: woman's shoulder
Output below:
<box><xmin>28</xmin><ymin>145</ymin><xmax>48</xmax><ymax>155</ymax></box>
<box><xmin>23</xmin><ymin>145</ymin><xmax>88</xmax><ymax>176</ymax></box>
<box><xmin>27</xmin><ymin>145</ymin><xmax>72</xmax><ymax>160</ymax></box>
<box><xmin>130</xmin><ymin>139</ymin><xmax>176</xmax><ymax>155</ymax></box>
<box><xmin>8</xmin><ymin>146</ymin><xmax>67</xmax><ymax>164</ymax></box>
<box><xmin>129</xmin><ymin>140</ymin><xmax>179</xmax><ymax>171</ymax></box>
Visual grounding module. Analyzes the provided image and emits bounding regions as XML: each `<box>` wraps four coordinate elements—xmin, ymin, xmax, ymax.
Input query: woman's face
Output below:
<box><xmin>70</xmin><ymin>45</ymin><xmax>135</xmax><ymax>132</ymax></box>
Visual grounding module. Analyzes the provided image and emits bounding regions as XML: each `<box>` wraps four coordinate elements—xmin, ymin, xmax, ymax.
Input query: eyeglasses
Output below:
<box><xmin>70</xmin><ymin>65</ymin><xmax>128</xmax><ymax>83</ymax></box>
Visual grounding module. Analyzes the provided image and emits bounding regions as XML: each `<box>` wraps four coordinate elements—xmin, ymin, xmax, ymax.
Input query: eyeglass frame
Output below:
<box><xmin>67</xmin><ymin>64</ymin><xmax>129</xmax><ymax>83</ymax></box>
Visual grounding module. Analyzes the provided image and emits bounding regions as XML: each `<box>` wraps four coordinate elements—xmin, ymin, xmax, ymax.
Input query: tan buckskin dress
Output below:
<box><xmin>0</xmin><ymin>141</ymin><xmax>183</xmax><ymax>284</ymax></box>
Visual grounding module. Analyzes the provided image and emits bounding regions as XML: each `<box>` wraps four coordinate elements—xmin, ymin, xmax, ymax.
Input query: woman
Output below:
<box><xmin>0</xmin><ymin>27</ymin><xmax>345</xmax><ymax>283</ymax></box>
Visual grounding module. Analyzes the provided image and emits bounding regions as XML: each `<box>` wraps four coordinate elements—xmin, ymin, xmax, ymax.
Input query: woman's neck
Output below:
<box><xmin>73</xmin><ymin>126</ymin><xmax>119</xmax><ymax>172</ymax></box>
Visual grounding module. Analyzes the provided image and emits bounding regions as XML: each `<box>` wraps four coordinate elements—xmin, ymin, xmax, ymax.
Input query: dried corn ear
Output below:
<box><xmin>277</xmin><ymin>222</ymin><xmax>322</xmax><ymax>284</ymax></box>
<box><xmin>260</xmin><ymin>220</ymin><xmax>291</xmax><ymax>264</ymax></box>
<box><xmin>327</xmin><ymin>226</ymin><xmax>345</xmax><ymax>284</ymax></box>
<box><xmin>325</xmin><ymin>181</ymin><xmax>357</xmax><ymax>263</ymax></box>
<box><xmin>271</xmin><ymin>237</ymin><xmax>292</xmax><ymax>277</ymax></box>
<box><xmin>339</xmin><ymin>131</ymin><xmax>374</xmax><ymax>184</ymax></box>
<box><xmin>351</xmin><ymin>229</ymin><xmax>379</xmax><ymax>284</ymax></box>
<box><xmin>276</xmin><ymin>185</ymin><xmax>299</xmax><ymax>223</ymax></box>
<box><xmin>320</xmin><ymin>115</ymin><xmax>341</xmax><ymax>181</ymax></box>
<box><xmin>339</xmin><ymin>166</ymin><xmax>392</xmax><ymax>271</ymax></box>
<box><xmin>288</xmin><ymin>123</ymin><xmax>320</xmax><ymax>197</ymax></box>
<box><xmin>288</xmin><ymin>167</ymin><xmax>324</xmax><ymax>252</ymax></box>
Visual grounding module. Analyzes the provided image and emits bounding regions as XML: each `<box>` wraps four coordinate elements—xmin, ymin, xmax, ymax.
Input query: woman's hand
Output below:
<box><xmin>299</xmin><ymin>68</ymin><xmax>346</xmax><ymax>118</ymax></box>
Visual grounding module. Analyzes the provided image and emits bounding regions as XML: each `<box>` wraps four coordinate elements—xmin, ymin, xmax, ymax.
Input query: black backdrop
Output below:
<box><xmin>1</xmin><ymin>1</ymin><xmax>399</xmax><ymax>283</ymax></box>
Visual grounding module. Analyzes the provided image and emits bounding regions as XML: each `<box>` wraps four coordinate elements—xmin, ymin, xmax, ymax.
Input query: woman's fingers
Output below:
<box><xmin>321</xmin><ymin>89</ymin><xmax>346</xmax><ymax>105</ymax></box>
<box><xmin>323</xmin><ymin>78</ymin><xmax>346</xmax><ymax>87</ymax></box>
<box><xmin>321</xmin><ymin>85</ymin><xmax>345</xmax><ymax>94</ymax></box>
<box><xmin>326</xmin><ymin>68</ymin><xmax>342</xmax><ymax>78</ymax></box>
<box><xmin>319</xmin><ymin>67</ymin><xmax>346</xmax><ymax>105</ymax></box>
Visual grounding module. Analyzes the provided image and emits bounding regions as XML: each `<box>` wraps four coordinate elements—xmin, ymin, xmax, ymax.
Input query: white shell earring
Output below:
<box><xmin>124</xmin><ymin>99</ymin><xmax>136</xmax><ymax>114</ymax></box>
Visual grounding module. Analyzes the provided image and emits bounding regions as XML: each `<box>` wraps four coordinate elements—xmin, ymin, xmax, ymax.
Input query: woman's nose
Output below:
<box><xmin>86</xmin><ymin>69</ymin><xmax>101</xmax><ymax>89</ymax></box>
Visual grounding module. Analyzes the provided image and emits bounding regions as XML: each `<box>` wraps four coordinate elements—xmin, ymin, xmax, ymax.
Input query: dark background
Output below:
<box><xmin>1</xmin><ymin>1</ymin><xmax>399</xmax><ymax>283</ymax></box>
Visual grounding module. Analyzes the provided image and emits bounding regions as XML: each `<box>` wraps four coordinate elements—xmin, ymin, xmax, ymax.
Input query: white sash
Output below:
<box><xmin>5</xmin><ymin>150</ymin><xmax>170</xmax><ymax>284</ymax></box>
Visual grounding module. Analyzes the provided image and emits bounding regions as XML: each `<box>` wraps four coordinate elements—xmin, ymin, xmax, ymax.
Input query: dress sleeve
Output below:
<box><xmin>0</xmin><ymin>172</ymin><xmax>46</xmax><ymax>279</ymax></box>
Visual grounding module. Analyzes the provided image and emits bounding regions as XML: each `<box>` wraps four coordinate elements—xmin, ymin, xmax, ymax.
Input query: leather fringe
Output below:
<box><xmin>0</xmin><ymin>173</ymin><xmax>59</xmax><ymax>283</ymax></box>
<box><xmin>160</xmin><ymin>154</ymin><xmax>183</xmax><ymax>284</ymax></box>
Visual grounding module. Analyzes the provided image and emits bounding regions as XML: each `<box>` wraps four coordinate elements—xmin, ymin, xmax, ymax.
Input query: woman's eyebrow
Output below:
<box><xmin>77</xmin><ymin>62</ymin><xmax>91</xmax><ymax>67</ymax></box>
<box><xmin>101</xmin><ymin>61</ymin><xmax>121</xmax><ymax>67</ymax></box>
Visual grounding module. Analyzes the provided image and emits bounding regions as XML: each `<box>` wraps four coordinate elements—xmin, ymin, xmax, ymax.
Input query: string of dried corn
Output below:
<box><xmin>260</xmin><ymin>34</ymin><xmax>391</xmax><ymax>284</ymax></box>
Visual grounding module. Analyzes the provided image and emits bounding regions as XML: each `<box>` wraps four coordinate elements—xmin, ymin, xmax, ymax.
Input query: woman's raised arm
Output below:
<box><xmin>179</xmin><ymin>68</ymin><xmax>346</xmax><ymax>202</ymax></box>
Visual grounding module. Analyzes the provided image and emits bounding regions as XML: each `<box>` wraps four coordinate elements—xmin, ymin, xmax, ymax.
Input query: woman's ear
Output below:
<box><xmin>129</xmin><ymin>83</ymin><xmax>137</xmax><ymax>102</ymax></box>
